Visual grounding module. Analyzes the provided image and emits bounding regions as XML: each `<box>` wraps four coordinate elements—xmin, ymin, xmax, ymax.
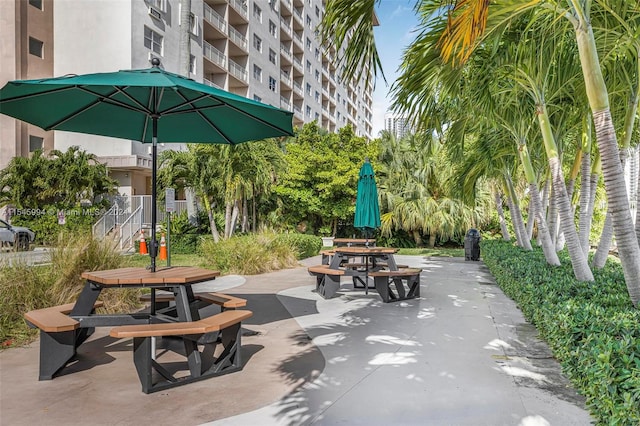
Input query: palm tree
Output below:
<box><xmin>321</xmin><ymin>0</ymin><xmax>640</xmax><ymax>305</ymax></box>
<box><xmin>436</xmin><ymin>0</ymin><xmax>640</xmax><ymax>301</ymax></box>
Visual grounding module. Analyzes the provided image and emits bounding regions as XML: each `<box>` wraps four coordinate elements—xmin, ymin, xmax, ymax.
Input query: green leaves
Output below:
<box><xmin>483</xmin><ymin>240</ymin><xmax>640</xmax><ymax>424</ymax></box>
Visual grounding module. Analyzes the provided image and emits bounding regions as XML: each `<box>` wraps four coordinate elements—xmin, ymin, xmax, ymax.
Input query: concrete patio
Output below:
<box><xmin>0</xmin><ymin>255</ymin><xmax>593</xmax><ymax>425</ymax></box>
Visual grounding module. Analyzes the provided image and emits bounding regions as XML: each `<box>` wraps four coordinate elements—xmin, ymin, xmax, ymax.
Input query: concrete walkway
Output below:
<box><xmin>0</xmin><ymin>256</ymin><xmax>593</xmax><ymax>425</ymax></box>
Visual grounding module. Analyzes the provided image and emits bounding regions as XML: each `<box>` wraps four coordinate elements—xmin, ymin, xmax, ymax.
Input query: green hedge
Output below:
<box><xmin>481</xmin><ymin>240</ymin><xmax>640</xmax><ymax>425</ymax></box>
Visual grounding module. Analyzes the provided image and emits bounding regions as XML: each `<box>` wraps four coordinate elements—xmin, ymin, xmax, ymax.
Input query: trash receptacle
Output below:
<box><xmin>464</xmin><ymin>228</ymin><xmax>481</xmax><ymax>261</ymax></box>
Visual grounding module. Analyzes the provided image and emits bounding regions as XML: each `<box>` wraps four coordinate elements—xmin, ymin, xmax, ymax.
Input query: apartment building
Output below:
<box><xmin>0</xmin><ymin>0</ymin><xmax>54</xmax><ymax>170</ymax></box>
<box><xmin>1</xmin><ymin>0</ymin><xmax>375</xmax><ymax>197</ymax></box>
<box><xmin>384</xmin><ymin>112</ymin><xmax>413</xmax><ymax>139</ymax></box>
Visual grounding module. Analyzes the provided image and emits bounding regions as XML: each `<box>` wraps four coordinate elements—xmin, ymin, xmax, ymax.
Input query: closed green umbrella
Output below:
<box><xmin>354</xmin><ymin>158</ymin><xmax>381</xmax><ymax>245</ymax></box>
<box><xmin>0</xmin><ymin>59</ymin><xmax>293</xmax><ymax>271</ymax></box>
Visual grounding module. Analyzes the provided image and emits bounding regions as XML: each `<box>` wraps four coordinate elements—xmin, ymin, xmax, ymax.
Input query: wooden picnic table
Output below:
<box><xmin>24</xmin><ymin>266</ymin><xmax>257</xmax><ymax>393</ymax></box>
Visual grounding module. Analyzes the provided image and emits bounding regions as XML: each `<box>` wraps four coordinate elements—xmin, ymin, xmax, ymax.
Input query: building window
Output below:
<box><xmin>189</xmin><ymin>13</ymin><xmax>198</xmax><ymax>36</ymax></box>
<box><xmin>314</xmin><ymin>48</ymin><xmax>320</xmax><ymax>60</ymax></box>
<box><xmin>253</xmin><ymin>4</ymin><xmax>262</xmax><ymax>22</ymax></box>
<box><xmin>268</xmin><ymin>49</ymin><xmax>277</xmax><ymax>64</ymax></box>
<box><xmin>269</xmin><ymin>20</ymin><xmax>277</xmax><ymax>37</ymax></box>
<box><xmin>315</xmin><ymin>70</ymin><xmax>320</xmax><ymax>82</ymax></box>
<box><xmin>315</xmin><ymin>91</ymin><xmax>319</xmax><ymax>102</ymax></box>
<box><xmin>29</xmin><ymin>135</ymin><xmax>43</xmax><ymax>152</ymax></box>
<box><xmin>306</xmin><ymin>37</ymin><xmax>311</xmax><ymax>51</ymax></box>
<box><xmin>306</xmin><ymin>60</ymin><xmax>311</xmax><ymax>72</ymax></box>
<box><xmin>315</xmin><ymin>112</ymin><xmax>319</xmax><ymax>120</ymax></box>
<box><xmin>306</xmin><ymin>15</ymin><xmax>312</xmax><ymax>27</ymax></box>
<box><xmin>189</xmin><ymin>55</ymin><xmax>196</xmax><ymax>74</ymax></box>
<box><xmin>28</xmin><ymin>0</ymin><xmax>43</xmax><ymax>10</ymax></box>
<box><xmin>149</xmin><ymin>0</ymin><xmax>165</xmax><ymax>11</ymax></box>
<box><xmin>254</xmin><ymin>95</ymin><xmax>262</xmax><ymax>102</ymax></box>
<box><xmin>268</xmin><ymin>76</ymin><xmax>277</xmax><ymax>92</ymax></box>
<box><xmin>144</xmin><ymin>26</ymin><xmax>163</xmax><ymax>55</ymax></box>
<box><xmin>253</xmin><ymin>34</ymin><xmax>262</xmax><ymax>52</ymax></box>
<box><xmin>306</xmin><ymin>106</ymin><xmax>311</xmax><ymax>117</ymax></box>
<box><xmin>253</xmin><ymin>65</ymin><xmax>262</xmax><ymax>81</ymax></box>
<box><xmin>315</xmin><ymin>5</ymin><xmax>320</xmax><ymax>17</ymax></box>
<box><xmin>306</xmin><ymin>83</ymin><xmax>311</xmax><ymax>95</ymax></box>
<box><xmin>28</xmin><ymin>37</ymin><xmax>43</xmax><ymax>58</ymax></box>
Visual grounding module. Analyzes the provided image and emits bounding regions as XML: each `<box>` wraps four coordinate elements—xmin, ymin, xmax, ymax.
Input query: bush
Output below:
<box><xmin>481</xmin><ymin>240</ymin><xmax>640</xmax><ymax>425</ymax></box>
<box><xmin>0</xmin><ymin>231</ymin><xmax>140</xmax><ymax>346</ymax></box>
<box><xmin>199</xmin><ymin>231</ymin><xmax>302</xmax><ymax>275</ymax></box>
<box><xmin>273</xmin><ymin>233</ymin><xmax>322</xmax><ymax>259</ymax></box>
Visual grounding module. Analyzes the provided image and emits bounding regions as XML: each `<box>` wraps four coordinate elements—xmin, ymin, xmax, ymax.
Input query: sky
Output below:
<box><xmin>371</xmin><ymin>1</ymin><xmax>420</xmax><ymax>137</ymax></box>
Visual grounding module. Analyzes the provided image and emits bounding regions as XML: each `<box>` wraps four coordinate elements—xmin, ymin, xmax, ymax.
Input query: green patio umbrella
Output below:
<box><xmin>354</xmin><ymin>158</ymin><xmax>381</xmax><ymax>245</ymax></box>
<box><xmin>0</xmin><ymin>59</ymin><xmax>294</xmax><ymax>271</ymax></box>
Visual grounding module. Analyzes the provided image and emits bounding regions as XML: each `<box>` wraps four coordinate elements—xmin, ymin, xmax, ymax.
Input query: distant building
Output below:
<box><xmin>384</xmin><ymin>113</ymin><xmax>413</xmax><ymax>139</ymax></box>
<box><xmin>1</xmin><ymin>0</ymin><xmax>376</xmax><ymax>197</ymax></box>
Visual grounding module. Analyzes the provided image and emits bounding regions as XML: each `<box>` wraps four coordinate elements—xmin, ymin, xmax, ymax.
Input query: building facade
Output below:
<box><xmin>1</xmin><ymin>0</ymin><xmax>375</xmax><ymax>197</ymax></box>
<box><xmin>0</xmin><ymin>0</ymin><xmax>55</xmax><ymax>170</ymax></box>
<box><xmin>384</xmin><ymin>112</ymin><xmax>412</xmax><ymax>139</ymax></box>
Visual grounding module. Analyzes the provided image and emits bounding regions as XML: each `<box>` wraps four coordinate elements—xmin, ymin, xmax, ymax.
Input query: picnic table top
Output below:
<box><xmin>81</xmin><ymin>266</ymin><xmax>220</xmax><ymax>286</ymax></box>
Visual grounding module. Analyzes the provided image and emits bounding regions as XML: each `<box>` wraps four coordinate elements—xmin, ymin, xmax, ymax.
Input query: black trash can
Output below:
<box><xmin>464</xmin><ymin>228</ymin><xmax>481</xmax><ymax>261</ymax></box>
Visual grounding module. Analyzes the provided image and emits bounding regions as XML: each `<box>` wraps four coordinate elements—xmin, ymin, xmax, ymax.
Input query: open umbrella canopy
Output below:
<box><xmin>0</xmin><ymin>63</ymin><xmax>293</xmax><ymax>144</ymax></box>
<box><xmin>354</xmin><ymin>159</ymin><xmax>381</xmax><ymax>240</ymax></box>
<box><xmin>0</xmin><ymin>60</ymin><xmax>294</xmax><ymax>270</ymax></box>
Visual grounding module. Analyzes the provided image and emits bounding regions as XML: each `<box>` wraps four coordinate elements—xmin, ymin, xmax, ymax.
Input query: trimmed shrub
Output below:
<box><xmin>482</xmin><ymin>240</ymin><xmax>640</xmax><ymax>425</ymax></box>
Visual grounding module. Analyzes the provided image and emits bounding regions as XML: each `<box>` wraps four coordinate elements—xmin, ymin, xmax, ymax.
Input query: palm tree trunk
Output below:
<box><xmin>202</xmin><ymin>196</ymin><xmax>220</xmax><ymax>243</ymax></box>
<box><xmin>494</xmin><ymin>190</ymin><xmax>511</xmax><ymax>241</ymax></box>
<box><xmin>505</xmin><ymin>172</ymin><xmax>531</xmax><ymax>250</ymax></box>
<box><xmin>224</xmin><ymin>202</ymin><xmax>232</xmax><ymax>239</ymax></box>
<box><xmin>519</xmin><ymin>142</ymin><xmax>560</xmax><ymax>265</ymax></box>
<box><xmin>573</xmin><ymin>11</ymin><xmax>640</xmax><ymax>305</ymax></box>
<box><xmin>537</xmin><ymin>103</ymin><xmax>593</xmax><ymax>281</ymax></box>
<box><xmin>241</xmin><ymin>196</ymin><xmax>248</xmax><ymax>233</ymax></box>
<box><xmin>578</xmin><ymin>141</ymin><xmax>592</xmax><ymax>257</ymax></box>
<box><xmin>229</xmin><ymin>200</ymin><xmax>240</xmax><ymax>238</ymax></box>
<box><xmin>547</xmin><ymin>183</ymin><xmax>558</xmax><ymax>248</ymax></box>
<box><xmin>526</xmin><ymin>197</ymin><xmax>535</xmax><ymax>241</ymax></box>
<box><xmin>593</xmin><ymin>211</ymin><xmax>612</xmax><ymax>269</ymax></box>
<box><xmin>530</xmin><ymin>182</ymin><xmax>561</xmax><ymax>266</ymax></box>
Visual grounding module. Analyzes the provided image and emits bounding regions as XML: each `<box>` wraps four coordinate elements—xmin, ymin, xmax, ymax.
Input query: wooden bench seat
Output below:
<box><xmin>110</xmin><ymin>309</ymin><xmax>253</xmax><ymax>338</ymax></box>
<box><xmin>110</xmin><ymin>310</ymin><xmax>253</xmax><ymax>394</ymax></box>
<box><xmin>308</xmin><ymin>265</ymin><xmax>344</xmax><ymax>299</ymax></box>
<box><xmin>140</xmin><ymin>292</ymin><xmax>247</xmax><ymax>310</ymax></box>
<box><xmin>23</xmin><ymin>301</ymin><xmax>104</xmax><ymax>380</ymax></box>
<box><xmin>24</xmin><ymin>301</ymin><xmax>104</xmax><ymax>333</ymax></box>
<box><xmin>369</xmin><ymin>268</ymin><xmax>422</xmax><ymax>303</ymax></box>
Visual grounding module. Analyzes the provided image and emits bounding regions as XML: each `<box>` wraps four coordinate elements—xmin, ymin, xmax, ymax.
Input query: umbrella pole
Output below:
<box><xmin>150</xmin><ymin>116</ymin><xmax>158</xmax><ymax>272</ymax></box>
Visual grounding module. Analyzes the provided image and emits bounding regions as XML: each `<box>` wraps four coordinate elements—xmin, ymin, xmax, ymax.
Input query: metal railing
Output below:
<box><xmin>203</xmin><ymin>3</ymin><xmax>226</xmax><ymax>33</ymax></box>
<box><xmin>118</xmin><ymin>205</ymin><xmax>143</xmax><ymax>250</ymax></box>
<box><xmin>204</xmin><ymin>42</ymin><xmax>226</xmax><ymax>68</ymax></box>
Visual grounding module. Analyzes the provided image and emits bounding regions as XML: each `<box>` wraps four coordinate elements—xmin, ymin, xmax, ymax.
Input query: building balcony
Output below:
<box><xmin>203</xmin><ymin>41</ymin><xmax>227</xmax><ymax>69</ymax></box>
<box><xmin>228</xmin><ymin>59</ymin><xmax>248</xmax><ymax>83</ymax></box>
<box><xmin>203</xmin><ymin>3</ymin><xmax>226</xmax><ymax>34</ymax></box>
<box><xmin>228</xmin><ymin>26</ymin><xmax>248</xmax><ymax>52</ymax></box>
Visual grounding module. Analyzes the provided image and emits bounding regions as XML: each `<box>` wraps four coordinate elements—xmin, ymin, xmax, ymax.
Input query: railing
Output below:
<box><xmin>229</xmin><ymin>0</ymin><xmax>248</xmax><ymax>19</ymax></box>
<box><xmin>92</xmin><ymin>204</ymin><xmax>117</xmax><ymax>240</ymax></box>
<box><xmin>203</xmin><ymin>77</ymin><xmax>222</xmax><ymax>89</ymax></box>
<box><xmin>203</xmin><ymin>3</ymin><xmax>226</xmax><ymax>33</ymax></box>
<box><xmin>119</xmin><ymin>205</ymin><xmax>143</xmax><ymax>250</ymax></box>
<box><xmin>228</xmin><ymin>26</ymin><xmax>247</xmax><ymax>51</ymax></box>
<box><xmin>203</xmin><ymin>42</ymin><xmax>226</xmax><ymax>68</ymax></box>
<box><xmin>228</xmin><ymin>59</ymin><xmax>248</xmax><ymax>82</ymax></box>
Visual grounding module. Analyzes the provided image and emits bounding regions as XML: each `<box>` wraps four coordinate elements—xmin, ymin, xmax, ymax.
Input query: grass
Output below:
<box><xmin>397</xmin><ymin>247</ymin><xmax>464</xmax><ymax>257</ymax></box>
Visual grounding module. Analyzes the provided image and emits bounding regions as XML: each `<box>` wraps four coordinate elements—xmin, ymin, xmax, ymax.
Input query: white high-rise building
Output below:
<box><xmin>384</xmin><ymin>112</ymin><xmax>412</xmax><ymax>139</ymax></box>
<box><xmin>1</xmin><ymin>0</ymin><xmax>376</xmax><ymax>197</ymax></box>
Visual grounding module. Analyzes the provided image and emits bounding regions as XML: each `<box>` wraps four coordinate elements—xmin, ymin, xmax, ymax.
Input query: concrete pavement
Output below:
<box><xmin>0</xmin><ymin>255</ymin><xmax>593</xmax><ymax>425</ymax></box>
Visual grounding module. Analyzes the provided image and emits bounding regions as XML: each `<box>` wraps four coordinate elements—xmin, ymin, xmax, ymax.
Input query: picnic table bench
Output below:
<box><xmin>24</xmin><ymin>301</ymin><xmax>104</xmax><ymax>380</ymax></box>
<box><xmin>140</xmin><ymin>292</ymin><xmax>247</xmax><ymax>310</ymax></box>
<box><xmin>110</xmin><ymin>309</ymin><xmax>253</xmax><ymax>394</ymax></box>
<box><xmin>369</xmin><ymin>268</ymin><xmax>422</xmax><ymax>303</ymax></box>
